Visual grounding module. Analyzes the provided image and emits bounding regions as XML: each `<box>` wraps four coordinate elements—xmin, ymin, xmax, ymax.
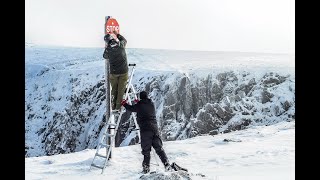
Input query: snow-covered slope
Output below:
<box><xmin>25</xmin><ymin>121</ymin><xmax>295</xmax><ymax>180</ymax></box>
<box><xmin>25</xmin><ymin>44</ymin><xmax>295</xmax><ymax>157</ymax></box>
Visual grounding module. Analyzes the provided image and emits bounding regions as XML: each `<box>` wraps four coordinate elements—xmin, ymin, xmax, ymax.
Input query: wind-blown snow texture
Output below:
<box><xmin>25</xmin><ymin>43</ymin><xmax>294</xmax><ymax>158</ymax></box>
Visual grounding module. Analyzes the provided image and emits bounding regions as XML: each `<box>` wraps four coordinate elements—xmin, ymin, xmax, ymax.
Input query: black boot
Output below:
<box><xmin>141</xmin><ymin>154</ymin><xmax>150</xmax><ymax>173</ymax></box>
<box><xmin>170</xmin><ymin>162</ymin><xmax>188</xmax><ymax>172</ymax></box>
<box><xmin>142</xmin><ymin>163</ymin><xmax>150</xmax><ymax>174</ymax></box>
<box><xmin>164</xmin><ymin>162</ymin><xmax>172</xmax><ymax>171</ymax></box>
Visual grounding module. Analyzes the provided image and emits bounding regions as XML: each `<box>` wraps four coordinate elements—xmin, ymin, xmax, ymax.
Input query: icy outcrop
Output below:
<box><xmin>140</xmin><ymin>71</ymin><xmax>294</xmax><ymax>141</ymax></box>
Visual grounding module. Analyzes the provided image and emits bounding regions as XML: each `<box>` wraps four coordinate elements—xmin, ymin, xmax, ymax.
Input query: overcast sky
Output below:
<box><xmin>25</xmin><ymin>0</ymin><xmax>295</xmax><ymax>54</ymax></box>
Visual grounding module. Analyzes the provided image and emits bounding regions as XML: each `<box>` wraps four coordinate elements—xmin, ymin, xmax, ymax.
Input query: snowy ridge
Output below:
<box><xmin>25</xmin><ymin>45</ymin><xmax>294</xmax><ymax>158</ymax></box>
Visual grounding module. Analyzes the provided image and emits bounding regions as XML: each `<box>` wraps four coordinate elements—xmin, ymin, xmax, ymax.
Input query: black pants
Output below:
<box><xmin>140</xmin><ymin>130</ymin><xmax>168</xmax><ymax>166</ymax></box>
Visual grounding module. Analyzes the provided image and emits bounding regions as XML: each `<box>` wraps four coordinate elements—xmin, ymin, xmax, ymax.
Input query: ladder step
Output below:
<box><xmin>107</xmin><ymin>123</ymin><xmax>117</xmax><ymax>126</ymax></box>
<box><xmin>91</xmin><ymin>163</ymin><xmax>104</xmax><ymax>169</ymax></box>
<box><xmin>100</xmin><ymin>142</ymin><xmax>110</xmax><ymax>148</ymax></box>
<box><xmin>103</xmin><ymin>133</ymin><xmax>115</xmax><ymax>137</ymax></box>
<box><xmin>96</xmin><ymin>153</ymin><xmax>108</xmax><ymax>159</ymax></box>
<box><xmin>111</xmin><ymin>110</ymin><xmax>120</xmax><ymax>114</ymax></box>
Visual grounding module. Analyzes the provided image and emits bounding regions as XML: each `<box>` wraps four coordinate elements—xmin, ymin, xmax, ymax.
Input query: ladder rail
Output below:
<box><xmin>126</xmin><ymin>83</ymin><xmax>141</xmax><ymax>143</ymax></box>
<box><xmin>123</xmin><ymin>66</ymin><xmax>136</xmax><ymax>100</ymax></box>
<box><xmin>90</xmin><ymin>118</ymin><xmax>112</xmax><ymax>167</ymax></box>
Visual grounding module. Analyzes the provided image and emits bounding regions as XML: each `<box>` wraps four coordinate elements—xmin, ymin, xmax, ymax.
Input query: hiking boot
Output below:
<box><xmin>171</xmin><ymin>162</ymin><xmax>188</xmax><ymax>172</ymax></box>
<box><xmin>164</xmin><ymin>162</ymin><xmax>172</xmax><ymax>171</ymax></box>
<box><xmin>142</xmin><ymin>164</ymin><xmax>150</xmax><ymax>174</ymax></box>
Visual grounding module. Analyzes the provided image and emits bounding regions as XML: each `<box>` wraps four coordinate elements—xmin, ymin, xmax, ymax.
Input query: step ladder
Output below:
<box><xmin>90</xmin><ymin>63</ymin><xmax>141</xmax><ymax>174</ymax></box>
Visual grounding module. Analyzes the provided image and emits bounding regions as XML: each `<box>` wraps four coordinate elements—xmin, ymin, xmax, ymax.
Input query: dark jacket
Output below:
<box><xmin>123</xmin><ymin>98</ymin><xmax>159</xmax><ymax>133</ymax></box>
<box><xmin>103</xmin><ymin>34</ymin><xmax>128</xmax><ymax>74</ymax></box>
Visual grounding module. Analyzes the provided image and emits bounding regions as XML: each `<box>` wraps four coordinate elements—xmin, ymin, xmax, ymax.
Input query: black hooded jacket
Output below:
<box><xmin>123</xmin><ymin>98</ymin><xmax>159</xmax><ymax>133</ymax></box>
<box><xmin>103</xmin><ymin>34</ymin><xmax>128</xmax><ymax>74</ymax></box>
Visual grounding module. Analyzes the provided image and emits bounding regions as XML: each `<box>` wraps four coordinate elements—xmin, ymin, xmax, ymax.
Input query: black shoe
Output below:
<box><xmin>170</xmin><ymin>162</ymin><xmax>188</xmax><ymax>172</ymax></box>
<box><xmin>164</xmin><ymin>162</ymin><xmax>172</xmax><ymax>171</ymax></box>
<box><xmin>142</xmin><ymin>164</ymin><xmax>150</xmax><ymax>174</ymax></box>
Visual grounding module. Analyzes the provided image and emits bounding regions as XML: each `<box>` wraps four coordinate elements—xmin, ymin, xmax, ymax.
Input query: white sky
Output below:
<box><xmin>25</xmin><ymin>0</ymin><xmax>295</xmax><ymax>54</ymax></box>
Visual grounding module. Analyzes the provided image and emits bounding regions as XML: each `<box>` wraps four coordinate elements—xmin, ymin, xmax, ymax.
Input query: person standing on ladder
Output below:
<box><xmin>121</xmin><ymin>91</ymin><xmax>172</xmax><ymax>174</ymax></box>
<box><xmin>103</xmin><ymin>31</ymin><xmax>128</xmax><ymax>110</ymax></box>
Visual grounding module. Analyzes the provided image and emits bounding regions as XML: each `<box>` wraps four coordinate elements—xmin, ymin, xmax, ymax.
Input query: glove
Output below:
<box><xmin>104</xmin><ymin>34</ymin><xmax>113</xmax><ymax>43</ymax></box>
<box><xmin>120</xmin><ymin>99</ymin><xmax>127</xmax><ymax>106</ymax></box>
<box><xmin>134</xmin><ymin>99</ymin><xmax>139</xmax><ymax>103</ymax></box>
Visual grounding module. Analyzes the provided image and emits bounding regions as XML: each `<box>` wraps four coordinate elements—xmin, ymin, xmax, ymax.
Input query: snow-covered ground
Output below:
<box><xmin>25</xmin><ymin>120</ymin><xmax>295</xmax><ymax>180</ymax></box>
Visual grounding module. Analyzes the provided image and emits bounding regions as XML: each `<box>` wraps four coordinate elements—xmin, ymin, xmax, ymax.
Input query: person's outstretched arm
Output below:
<box><xmin>122</xmin><ymin>100</ymin><xmax>137</xmax><ymax>112</ymax></box>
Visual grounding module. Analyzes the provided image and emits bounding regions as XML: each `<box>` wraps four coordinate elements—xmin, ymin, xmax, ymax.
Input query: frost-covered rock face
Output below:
<box><xmin>41</xmin><ymin>81</ymin><xmax>107</xmax><ymax>155</ymax></box>
<box><xmin>140</xmin><ymin>71</ymin><xmax>295</xmax><ymax>141</ymax></box>
<box><xmin>25</xmin><ymin>46</ymin><xmax>295</xmax><ymax>157</ymax></box>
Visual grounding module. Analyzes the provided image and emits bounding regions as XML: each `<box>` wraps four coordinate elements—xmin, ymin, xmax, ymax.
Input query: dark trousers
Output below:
<box><xmin>110</xmin><ymin>72</ymin><xmax>128</xmax><ymax>110</ymax></box>
<box><xmin>140</xmin><ymin>130</ymin><xmax>168</xmax><ymax>166</ymax></box>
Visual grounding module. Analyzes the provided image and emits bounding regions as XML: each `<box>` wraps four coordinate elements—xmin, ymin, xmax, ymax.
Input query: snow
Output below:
<box><xmin>25</xmin><ymin>121</ymin><xmax>295</xmax><ymax>180</ymax></box>
<box><xmin>25</xmin><ymin>44</ymin><xmax>294</xmax><ymax>179</ymax></box>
